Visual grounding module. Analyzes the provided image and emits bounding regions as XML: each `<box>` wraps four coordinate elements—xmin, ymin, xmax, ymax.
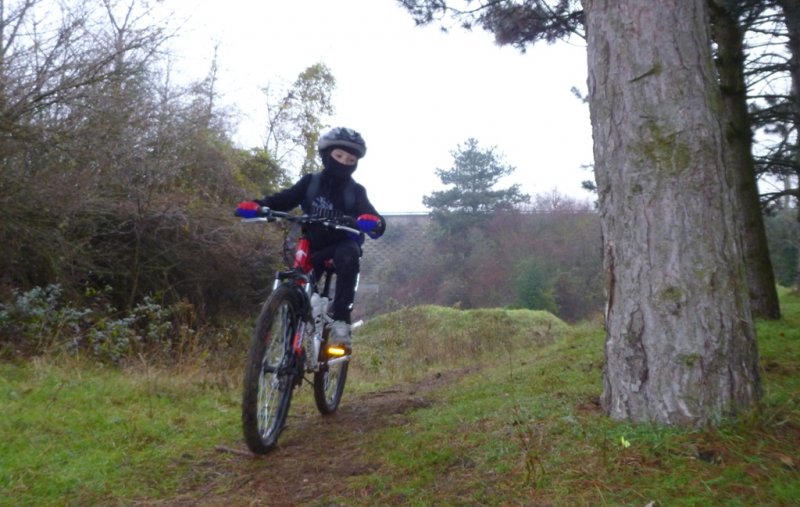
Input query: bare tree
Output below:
<box><xmin>262</xmin><ymin>62</ymin><xmax>335</xmax><ymax>176</ymax></box>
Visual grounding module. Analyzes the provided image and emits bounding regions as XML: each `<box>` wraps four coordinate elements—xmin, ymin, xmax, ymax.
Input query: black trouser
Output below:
<box><xmin>311</xmin><ymin>239</ymin><xmax>361</xmax><ymax>323</ymax></box>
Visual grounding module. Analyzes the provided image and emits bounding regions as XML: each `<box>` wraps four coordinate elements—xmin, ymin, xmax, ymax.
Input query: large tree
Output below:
<box><xmin>772</xmin><ymin>0</ymin><xmax>800</xmax><ymax>287</ymax></box>
<box><xmin>710</xmin><ymin>0</ymin><xmax>781</xmax><ymax>318</ymax></box>
<box><xmin>400</xmin><ymin>0</ymin><xmax>763</xmax><ymax>425</ymax></box>
<box><xmin>584</xmin><ymin>0</ymin><xmax>760</xmax><ymax>424</ymax></box>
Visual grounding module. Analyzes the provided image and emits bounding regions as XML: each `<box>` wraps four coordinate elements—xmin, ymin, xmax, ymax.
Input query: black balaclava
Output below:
<box><xmin>321</xmin><ymin>147</ymin><xmax>359</xmax><ymax>180</ymax></box>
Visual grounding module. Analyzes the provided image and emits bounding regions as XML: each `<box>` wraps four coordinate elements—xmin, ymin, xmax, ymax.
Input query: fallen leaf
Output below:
<box><xmin>775</xmin><ymin>453</ymin><xmax>795</xmax><ymax>469</ymax></box>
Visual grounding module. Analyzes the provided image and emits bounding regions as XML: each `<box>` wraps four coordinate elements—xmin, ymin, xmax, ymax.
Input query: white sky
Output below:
<box><xmin>161</xmin><ymin>0</ymin><xmax>595</xmax><ymax>212</ymax></box>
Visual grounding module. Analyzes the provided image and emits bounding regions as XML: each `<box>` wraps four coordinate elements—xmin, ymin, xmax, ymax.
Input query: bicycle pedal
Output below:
<box><xmin>325</xmin><ymin>344</ymin><xmax>351</xmax><ymax>358</ymax></box>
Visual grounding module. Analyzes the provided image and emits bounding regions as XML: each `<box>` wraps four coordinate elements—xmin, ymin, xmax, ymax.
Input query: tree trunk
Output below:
<box><xmin>583</xmin><ymin>0</ymin><xmax>761</xmax><ymax>426</ymax></box>
<box><xmin>710</xmin><ymin>1</ymin><xmax>781</xmax><ymax>319</ymax></box>
<box><xmin>776</xmin><ymin>0</ymin><xmax>800</xmax><ymax>290</ymax></box>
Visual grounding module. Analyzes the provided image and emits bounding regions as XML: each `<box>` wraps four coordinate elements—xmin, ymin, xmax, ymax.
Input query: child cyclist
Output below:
<box><xmin>236</xmin><ymin>127</ymin><xmax>386</xmax><ymax>348</ymax></box>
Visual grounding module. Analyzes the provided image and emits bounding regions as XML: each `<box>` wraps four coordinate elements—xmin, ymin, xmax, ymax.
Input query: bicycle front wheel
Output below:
<box><xmin>242</xmin><ymin>286</ymin><xmax>302</xmax><ymax>454</ymax></box>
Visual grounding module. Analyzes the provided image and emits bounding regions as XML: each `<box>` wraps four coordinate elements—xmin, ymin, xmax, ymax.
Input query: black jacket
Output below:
<box><xmin>261</xmin><ymin>171</ymin><xmax>384</xmax><ymax>249</ymax></box>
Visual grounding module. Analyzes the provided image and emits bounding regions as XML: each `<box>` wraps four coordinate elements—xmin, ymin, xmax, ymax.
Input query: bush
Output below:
<box><xmin>0</xmin><ymin>285</ymin><xmax>90</xmax><ymax>356</ymax></box>
<box><xmin>514</xmin><ymin>259</ymin><xmax>558</xmax><ymax>313</ymax></box>
<box><xmin>0</xmin><ymin>285</ymin><xmax>206</xmax><ymax>364</ymax></box>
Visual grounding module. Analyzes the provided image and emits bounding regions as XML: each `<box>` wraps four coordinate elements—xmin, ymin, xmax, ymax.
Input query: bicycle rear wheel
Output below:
<box><xmin>242</xmin><ymin>286</ymin><xmax>302</xmax><ymax>454</ymax></box>
<box><xmin>312</xmin><ymin>271</ymin><xmax>351</xmax><ymax>414</ymax></box>
<box><xmin>313</xmin><ymin>347</ymin><xmax>349</xmax><ymax>414</ymax></box>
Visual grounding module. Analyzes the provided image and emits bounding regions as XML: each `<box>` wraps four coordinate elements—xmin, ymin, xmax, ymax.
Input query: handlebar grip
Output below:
<box><xmin>333</xmin><ymin>224</ymin><xmax>361</xmax><ymax>235</ymax></box>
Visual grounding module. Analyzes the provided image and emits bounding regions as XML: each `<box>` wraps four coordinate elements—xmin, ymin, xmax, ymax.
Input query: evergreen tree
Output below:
<box><xmin>423</xmin><ymin>138</ymin><xmax>530</xmax><ymax>225</ymax></box>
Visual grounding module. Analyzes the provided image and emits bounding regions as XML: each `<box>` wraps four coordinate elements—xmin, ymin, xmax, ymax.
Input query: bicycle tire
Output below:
<box><xmin>242</xmin><ymin>286</ymin><xmax>302</xmax><ymax>454</ymax></box>
<box><xmin>313</xmin><ymin>350</ymin><xmax>349</xmax><ymax>414</ymax></box>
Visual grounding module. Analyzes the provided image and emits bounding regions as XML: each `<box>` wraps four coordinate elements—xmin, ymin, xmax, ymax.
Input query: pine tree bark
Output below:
<box><xmin>710</xmin><ymin>1</ymin><xmax>780</xmax><ymax>319</ymax></box>
<box><xmin>776</xmin><ymin>0</ymin><xmax>800</xmax><ymax>290</ymax></box>
<box><xmin>582</xmin><ymin>0</ymin><xmax>762</xmax><ymax>425</ymax></box>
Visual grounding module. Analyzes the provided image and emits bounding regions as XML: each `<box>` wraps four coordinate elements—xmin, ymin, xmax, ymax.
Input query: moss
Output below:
<box><xmin>634</xmin><ymin>123</ymin><xmax>693</xmax><ymax>177</ymax></box>
<box><xmin>658</xmin><ymin>286</ymin><xmax>685</xmax><ymax>316</ymax></box>
<box><xmin>678</xmin><ymin>352</ymin><xmax>702</xmax><ymax>367</ymax></box>
<box><xmin>660</xmin><ymin>286</ymin><xmax>684</xmax><ymax>302</ymax></box>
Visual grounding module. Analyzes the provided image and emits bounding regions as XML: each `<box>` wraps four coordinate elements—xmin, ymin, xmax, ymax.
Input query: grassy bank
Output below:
<box><xmin>1</xmin><ymin>290</ymin><xmax>798</xmax><ymax>505</ymax></box>
<box><xmin>343</xmin><ymin>289</ymin><xmax>800</xmax><ymax>506</ymax></box>
<box><xmin>0</xmin><ymin>356</ymin><xmax>243</xmax><ymax>504</ymax></box>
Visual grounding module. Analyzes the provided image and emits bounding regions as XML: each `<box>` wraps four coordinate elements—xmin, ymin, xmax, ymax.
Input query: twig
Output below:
<box><xmin>214</xmin><ymin>445</ymin><xmax>258</xmax><ymax>457</ymax></box>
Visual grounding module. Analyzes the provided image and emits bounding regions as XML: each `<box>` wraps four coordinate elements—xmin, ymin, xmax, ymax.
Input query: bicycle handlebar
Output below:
<box><xmin>240</xmin><ymin>208</ymin><xmax>362</xmax><ymax>236</ymax></box>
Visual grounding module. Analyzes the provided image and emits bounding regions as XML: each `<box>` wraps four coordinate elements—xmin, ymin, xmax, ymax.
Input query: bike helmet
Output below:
<box><xmin>317</xmin><ymin>127</ymin><xmax>367</xmax><ymax>158</ymax></box>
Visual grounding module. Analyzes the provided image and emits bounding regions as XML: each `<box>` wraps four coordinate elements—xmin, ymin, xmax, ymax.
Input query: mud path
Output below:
<box><xmin>156</xmin><ymin>369</ymin><xmax>475</xmax><ymax>506</ymax></box>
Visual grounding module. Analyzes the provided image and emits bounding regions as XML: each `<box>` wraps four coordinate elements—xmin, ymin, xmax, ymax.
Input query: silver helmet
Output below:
<box><xmin>317</xmin><ymin>127</ymin><xmax>367</xmax><ymax>158</ymax></box>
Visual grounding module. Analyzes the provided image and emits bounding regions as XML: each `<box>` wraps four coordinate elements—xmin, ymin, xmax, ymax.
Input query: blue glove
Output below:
<box><xmin>235</xmin><ymin>201</ymin><xmax>264</xmax><ymax>218</ymax></box>
<box><xmin>356</xmin><ymin>214</ymin><xmax>384</xmax><ymax>239</ymax></box>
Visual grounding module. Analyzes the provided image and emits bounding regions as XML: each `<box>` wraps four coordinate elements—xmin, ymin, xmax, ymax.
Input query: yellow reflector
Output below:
<box><xmin>327</xmin><ymin>346</ymin><xmax>346</xmax><ymax>357</ymax></box>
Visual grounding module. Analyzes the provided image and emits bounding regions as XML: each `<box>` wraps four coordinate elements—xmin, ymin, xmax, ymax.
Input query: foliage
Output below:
<box><xmin>0</xmin><ymin>285</ymin><xmax>91</xmax><ymax>356</ymax></box>
<box><xmin>234</xmin><ymin>147</ymin><xmax>290</xmax><ymax>195</ymax></box>
<box><xmin>407</xmin><ymin>138</ymin><xmax>549</xmax><ymax>315</ymax></box>
<box><xmin>0</xmin><ymin>0</ymin><xmax>307</xmax><ymax>322</ymax></box>
<box><xmin>398</xmin><ymin>0</ymin><xmax>800</xmax><ymax>291</ymax></box>
<box><xmin>514</xmin><ymin>258</ymin><xmax>557</xmax><ymax>312</ymax></box>
<box><xmin>263</xmin><ymin>62</ymin><xmax>336</xmax><ymax>175</ymax></box>
<box><xmin>0</xmin><ymin>284</ymin><xmax>211</xmax><ymax>364</ymax></box>
<box><xmin>423</xmin><ymin>137</ymin><xmax>530</xmax><ymax>225</ymax></box>
<box><xmin>738</xmin><ymin>2</ymin><xmax>800</xmax><ymax>210</ymax></box>
<box><xmin>375</xmin><ymin>192</ymin><xmax>602</xmax><ymax>322</ymax></box>
<box><xmin>397</xmin><ymin>0</ymin><xmax>585</xmax><ymax>46</ymax></box>
<box><xmin>765</xmin><ymin>208</ymin><xmax>799</xmax><ymax>287</ymax></box>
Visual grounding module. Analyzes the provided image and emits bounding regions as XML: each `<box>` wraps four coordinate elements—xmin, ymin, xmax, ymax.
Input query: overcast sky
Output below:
<box><xmin>162</xmin><ymin>0</ymin><xmax>595</xmax><ymax>212</ymax></box>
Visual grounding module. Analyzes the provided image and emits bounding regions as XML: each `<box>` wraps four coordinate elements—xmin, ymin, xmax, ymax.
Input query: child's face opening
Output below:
<box><xmin>330</xmin><ymin>148</ymin><xmax>358</xmax><ymax>166</ymax></box>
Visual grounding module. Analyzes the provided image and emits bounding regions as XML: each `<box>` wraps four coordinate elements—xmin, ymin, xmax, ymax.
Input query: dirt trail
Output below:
<box><xmin>156</xmin><ymin>369</ymin><xmax>474</xmax><ymax>506</ymax></box>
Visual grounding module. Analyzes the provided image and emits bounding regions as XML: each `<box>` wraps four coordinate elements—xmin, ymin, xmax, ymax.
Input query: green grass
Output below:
<box><xmin>341</xmin><ymin>291</ymin><xmax>800</xmax><ymax>506</ymax></box>
<box><xmin>1</xmin><ymin>290</ymin><xmax>799</xmax><ymax>506</ymax></box>
<box><xmin>353</xmin><ymin>305</ymin><xmax>567</xmax><ymax>387</ymax></box>
<box><xmin>0</xmin><ymin>357</ymin><xmax>243</xmax><ymax>506</ymax></box>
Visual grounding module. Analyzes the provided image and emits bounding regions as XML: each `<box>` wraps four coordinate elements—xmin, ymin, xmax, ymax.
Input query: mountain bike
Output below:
<box><xmin>240</xmin><ymin>208</ymin><xmax>359</xmax><ymax>454</ymax></box>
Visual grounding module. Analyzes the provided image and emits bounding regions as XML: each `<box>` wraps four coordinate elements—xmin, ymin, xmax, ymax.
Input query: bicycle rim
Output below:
<box><xmin>314</xmin><ymin>357</ymin><xmax>349</xmax><ymax>414</ymax></box>
<box><xmin>242</xmin><ymin>287</ymin><xmax>300</xmax><ymax>454</ymax></box>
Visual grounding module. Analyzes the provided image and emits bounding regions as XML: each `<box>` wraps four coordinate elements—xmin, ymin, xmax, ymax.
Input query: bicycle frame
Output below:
<box><xmin>244</xmin><ymin>210</ymin><xmax>358</xmax><ymax>374</ymax></box>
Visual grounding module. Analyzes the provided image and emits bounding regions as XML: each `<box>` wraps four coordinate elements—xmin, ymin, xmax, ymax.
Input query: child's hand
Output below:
<box><xmin>356</xmin><ymin>214</ymin><xmax>384</xmax><ymax>238</ymax></box>
<box><xmin>235</xmin><ymin>201</ymin><xmax>264</xmax><ymax>218</ymax></box>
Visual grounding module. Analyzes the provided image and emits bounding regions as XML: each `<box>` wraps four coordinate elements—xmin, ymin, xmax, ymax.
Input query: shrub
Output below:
<box><xmin>514</xmin><ymin>259</ymin><xmax>558</xmax><ymax>313</ymax></box>
<box><xmin>0</xmin><ymin>285</ymin><xmax>205</xmax><ymax>364</ymax></box>
<box><xmin>0</xmin><ymin>284</ymin><xmax>91</xmax><ymax>355</ymax></box>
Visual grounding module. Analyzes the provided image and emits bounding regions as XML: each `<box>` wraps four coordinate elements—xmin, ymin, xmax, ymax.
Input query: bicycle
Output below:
<box><xmin>239</xmin><ymin>208</ymin><xmax>362</xmax><ymax>454</ymax></box>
